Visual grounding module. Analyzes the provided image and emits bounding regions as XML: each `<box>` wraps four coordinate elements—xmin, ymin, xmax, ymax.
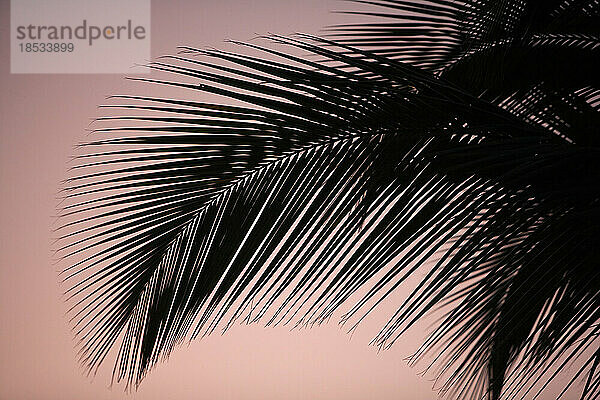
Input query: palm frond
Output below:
<box><xmin>59</xmin><ymin>3</ymin><xmax>600</xmax><ymax>399</ymax></box>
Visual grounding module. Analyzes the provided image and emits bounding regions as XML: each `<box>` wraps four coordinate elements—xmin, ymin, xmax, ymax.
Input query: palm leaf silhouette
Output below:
<box><xmin>58</xmin><ymin>1</ymin><xmax>600</xmax><ymax>399</ymax></box>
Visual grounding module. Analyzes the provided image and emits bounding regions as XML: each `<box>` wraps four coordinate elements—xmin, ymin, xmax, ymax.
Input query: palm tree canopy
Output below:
<box><xmin>59</xmin><ymin>1</ymin><xmax>600</xmax><ymax>399</ymax></box>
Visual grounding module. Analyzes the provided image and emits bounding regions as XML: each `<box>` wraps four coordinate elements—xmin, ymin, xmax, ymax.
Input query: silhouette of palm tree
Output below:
<box><xmin>59</xmin><ymin>1</ymin><xmax>600</xmax><ymax>399</ymax></box>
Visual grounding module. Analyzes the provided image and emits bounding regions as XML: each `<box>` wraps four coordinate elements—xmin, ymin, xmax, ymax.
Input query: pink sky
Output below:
<box><xmin>0</xmin><ymin>1</ymin><xmax>585</xmax><ymax>399</ymax></box>
<box><xmin>0</xmin><ymin>1</ymin><xmax>439</xmax><ymax>399</ymax></box>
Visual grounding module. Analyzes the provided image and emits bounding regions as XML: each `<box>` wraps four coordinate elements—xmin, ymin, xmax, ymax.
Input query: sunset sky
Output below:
<box><xmin>0</xmin><ymin>1</ymin><xmax>439</xmax><ymax>399</ymax></box>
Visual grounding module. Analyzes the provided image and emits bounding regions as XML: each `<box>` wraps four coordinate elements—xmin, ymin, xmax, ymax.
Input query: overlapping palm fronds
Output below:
<box><xmin>58</xmin><ymin>1</ymin><xmax>600</xmax><ymax>399</ymax></box>
<box><xmin>329</xmin><ymin>0</ymin><xmax>600</xmax><ymax>142</ymax></box>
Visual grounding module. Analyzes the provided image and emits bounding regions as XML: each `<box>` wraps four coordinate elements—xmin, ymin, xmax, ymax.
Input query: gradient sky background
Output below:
<box><xmin>0</xmin><ymin>1</ymin><xmax>582</xmax><ymax>399</ymax></box>
<box><xmin>0</xmin><ymin>1</ymin><xmax>441</xmax><ymax>399</ymax></box>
